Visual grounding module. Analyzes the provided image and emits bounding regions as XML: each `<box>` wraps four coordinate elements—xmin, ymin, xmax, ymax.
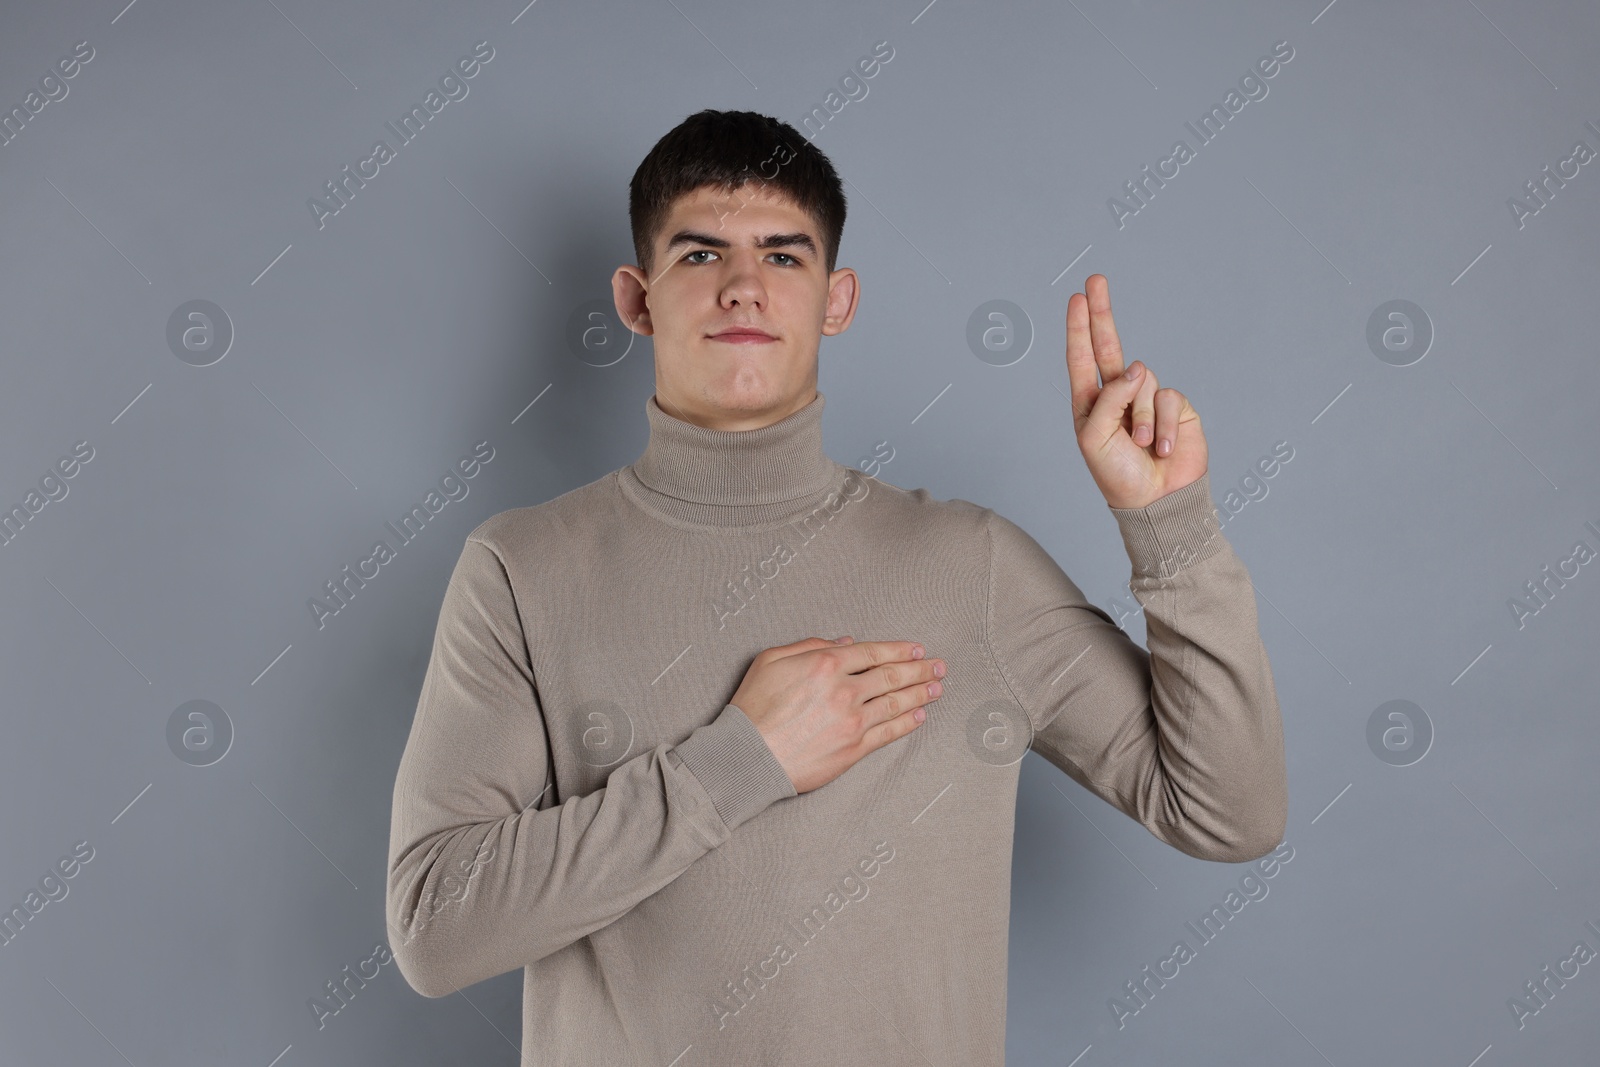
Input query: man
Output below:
<box><xmin>386</xmin><ymin>109</ymin><xmax>1287</xmax><ymax>1065</ymax></box>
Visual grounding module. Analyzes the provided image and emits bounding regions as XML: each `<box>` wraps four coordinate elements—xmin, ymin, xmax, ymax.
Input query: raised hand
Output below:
<box><xmin>1064</xmin><ymin>274</ymin><xmax>1208</xmax><ymax>510</ymax></box>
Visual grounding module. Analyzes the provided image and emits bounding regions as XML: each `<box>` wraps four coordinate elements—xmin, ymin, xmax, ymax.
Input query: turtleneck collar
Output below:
<box><xmin>619</xmin><ymin>390</ymin><xmax>848</xmax><ymax>529</ymax></box>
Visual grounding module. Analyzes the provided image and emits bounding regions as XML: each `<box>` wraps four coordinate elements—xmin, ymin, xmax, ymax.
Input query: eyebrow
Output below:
<box><xmin>662</xmin><ymin>230</ymin><xmax>817</xmax><ymax>258</ymax></box>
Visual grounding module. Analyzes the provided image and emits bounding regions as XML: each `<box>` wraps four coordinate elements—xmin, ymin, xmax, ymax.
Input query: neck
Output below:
<box><xmin>623</xmin><ymin>389</ymin><xmax>842</xmax><ymax>528</ymax></box>
<box><xmin>652</xmin><ymin>387</ymin><xmax>819</xmax><ymax>432</ymax></box>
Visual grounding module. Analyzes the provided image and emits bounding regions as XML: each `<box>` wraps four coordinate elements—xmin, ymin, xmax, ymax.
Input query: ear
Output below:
<box><xmin>612</xmin><ymin>265</ymin><xmax>654</xmax><ymax>336</ymax></box>
<box><xmin>821</xmin><ymin>267</ymin><xmax>859</xmax><ymax>337</ymax></box>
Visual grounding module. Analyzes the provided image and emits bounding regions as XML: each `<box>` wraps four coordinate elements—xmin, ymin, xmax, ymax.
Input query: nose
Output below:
<box><xmin>719</xmin><ymin>250</ymin><xmax>768</xmax><ymax>310</ymax></box>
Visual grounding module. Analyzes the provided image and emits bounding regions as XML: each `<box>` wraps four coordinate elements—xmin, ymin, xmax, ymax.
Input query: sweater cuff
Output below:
<box><xmin>670</xmin><ymin>703</ymin><xmax>797</xmax><ymax>832</ymax></box>
<box><xmin>1107</xmin><ymin>471</ymin><xmax>1227</xmax><ymax>579</ymax></box>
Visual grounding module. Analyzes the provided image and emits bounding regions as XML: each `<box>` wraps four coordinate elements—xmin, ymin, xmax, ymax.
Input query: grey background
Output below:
<box><xmin>2</xmin><ymin>0</ymin><xmax>1596</xmax><ymax>1064</ymax></box>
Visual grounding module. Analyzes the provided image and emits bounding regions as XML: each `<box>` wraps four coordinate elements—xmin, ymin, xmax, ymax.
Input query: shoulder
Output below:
<box><xmin>850</xmin><ymin>469</ymin><xmax>996</xmax><ymax>550</ymax></box>
<box><xmin>856</xmin><ymin>471</ymin><xmax>1066</xmax><ymax>573</ymax></box>
<box><xmin>462</xmin><ymin>470</ymin><xmax>624</xmax><ymax>566</ymax></box>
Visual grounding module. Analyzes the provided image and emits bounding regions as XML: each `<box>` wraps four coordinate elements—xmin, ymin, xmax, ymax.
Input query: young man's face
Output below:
<box><xmin>613</xmin><ymin>183</ymin><xmax>858</xmax><ymax>431</ymax></box>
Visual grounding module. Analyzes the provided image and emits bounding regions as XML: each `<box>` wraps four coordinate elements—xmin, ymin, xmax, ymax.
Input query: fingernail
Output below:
<box><xmin>1124</xmin><ymin>362</ymin><xmax>1142</xmax><ymax>380</ymax></box>
<box><xmin>1158</xmin><ymin>438</ymin><xmax>1171</xmax><ymax>456</ymax></box>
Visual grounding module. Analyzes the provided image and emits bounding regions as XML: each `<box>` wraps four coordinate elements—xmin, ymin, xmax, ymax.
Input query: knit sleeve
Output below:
<box><xmin>981</xmin><ymin>472</ymin><xmax>1287</xmax><ymax>863</ymax></box>
<box><xmin>385</xmin><ymin>537</ymin><xmax>796</xmax><ymax>998</ymax></box>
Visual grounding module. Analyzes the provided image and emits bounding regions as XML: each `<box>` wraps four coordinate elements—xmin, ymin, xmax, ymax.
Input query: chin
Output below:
<box><xmin>703</xmin><ymin>368</ymin><xmax>793</xmax><ymax>413</ymax></box>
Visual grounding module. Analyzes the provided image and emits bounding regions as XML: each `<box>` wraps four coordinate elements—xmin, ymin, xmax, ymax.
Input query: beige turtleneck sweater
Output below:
<box><xmin>385</xmin><ymin>389</ymin><xmax>1287</xmax><ymax>1065</ymax></box>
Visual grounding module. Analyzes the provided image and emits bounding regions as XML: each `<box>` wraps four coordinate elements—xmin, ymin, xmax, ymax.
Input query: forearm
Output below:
<box><xmin>986</xmin><ymin>473</ymin><xmax>1288</xmax><ymax>864</ymax></box>
<box><xmin>386</xmin><ymin>536</ymin><xmax>796</xmax><ymax>996</ymax></box>
<box><xmin>1117</xmin><ymin>534</ymin><xmax>1288</xmax><ymax>861</ymax></box>
<box><xmin>386</xmin><ymin>701</ymin><xmax>793</xmax><ymax>997</ymax></box>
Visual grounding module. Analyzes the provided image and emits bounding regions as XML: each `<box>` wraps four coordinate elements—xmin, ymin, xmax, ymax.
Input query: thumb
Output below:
<box><xmin>1085</xmin><ymin>362</ymin><xmax>1144</xmax><ymax>445</ymax></box>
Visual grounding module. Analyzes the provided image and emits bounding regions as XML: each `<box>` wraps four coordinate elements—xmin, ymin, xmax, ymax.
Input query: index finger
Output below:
<box><xmin>1084</xmin><ymin>274</ymin><xmax>1128</xmax><ymax>387</ymax></box>
<box><xmin>835</xmin><ymin>640</ymin><xmax>927</xmax><ymax>674</ymax></box>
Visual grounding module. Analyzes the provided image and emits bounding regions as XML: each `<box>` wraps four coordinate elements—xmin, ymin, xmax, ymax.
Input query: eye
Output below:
<box><xmin>770</xmin><ymin>253</ymin><xmax>800</xmax><ymax>266</ymax></box>
<box><xmin>684</xmin><ymin>249</ymin><xmax>716</xmax><ymax>264</ymax></box>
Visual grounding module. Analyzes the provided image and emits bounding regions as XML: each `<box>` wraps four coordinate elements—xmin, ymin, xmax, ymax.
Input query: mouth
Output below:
<box><xmin>709</xmin><ymin>328</ymin><xmax>777</xmax><ymax>343</ymax></box>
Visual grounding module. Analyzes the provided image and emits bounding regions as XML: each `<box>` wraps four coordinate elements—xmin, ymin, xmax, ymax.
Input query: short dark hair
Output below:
<box><xmin>628</xmin><ymin>109</ymin><xmax>847</xmax><ymax>278</ymax></box>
